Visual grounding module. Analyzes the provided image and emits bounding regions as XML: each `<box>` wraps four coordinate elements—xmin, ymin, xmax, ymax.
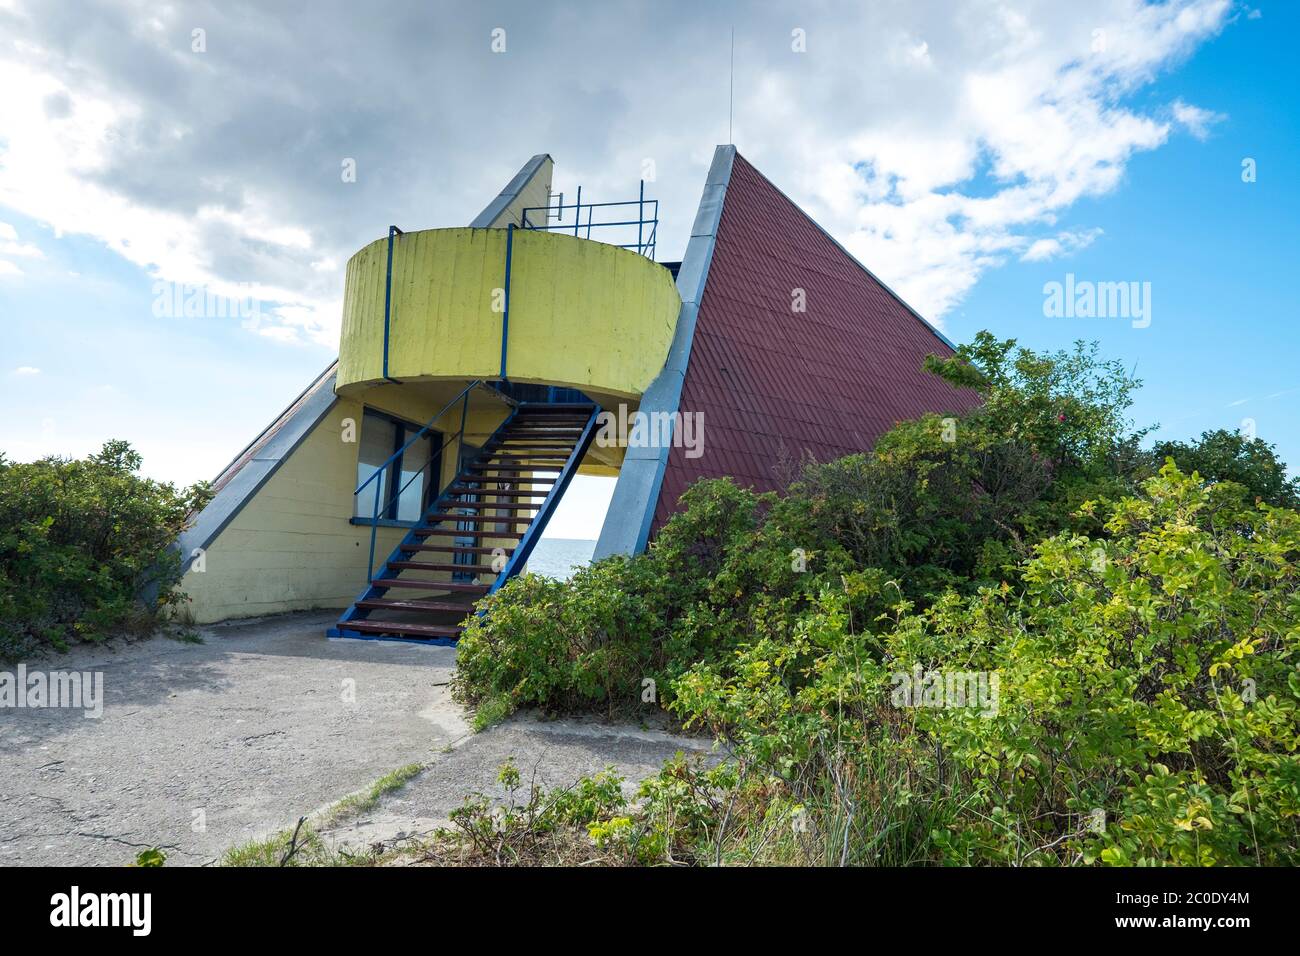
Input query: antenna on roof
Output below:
<box><xmin>728</xmin><ymin>26</ymin><xmax>735</xmax><ymax>145</ymax></box>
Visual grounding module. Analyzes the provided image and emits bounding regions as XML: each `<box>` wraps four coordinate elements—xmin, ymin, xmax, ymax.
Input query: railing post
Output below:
<box><xmin>456</xmin><ymin>384</ymin><xmax>471</xmax><ymax>475</ymax></box>
<box><xmin>573</xmin><ymin>186</ymin><xmax>581</xmax><ymax>237</ymax></box>
<box><xmin>367</xmin><ymin>478</ymin><xmax>381</xmax><ymax>583</ymax></box>
<box><xmin>500</xmin><ymin>224</ymin><xmax>514</xmax><ymax>381</ymax></box>
<box><xmin>348</xmin><ymin>379</ymin><xmax>482</xmax><ymax>590</ymax></box>
<box><xmin>638</xmin><ymin>179</ymin><xmax>644</xmax><ymax>255</ymax></box>
<box><xmin>382</xmin><ymin>225</ymin><xmax>403</xmax><ymax>383</ymax></box>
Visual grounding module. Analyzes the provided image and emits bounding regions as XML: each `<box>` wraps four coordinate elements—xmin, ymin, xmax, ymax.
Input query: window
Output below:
<box><xmin>354</xmin><ymin>410</ymin><xmax>442</xmax><ymax>523</ymax></box>
<box><xmin>395</xmin><ymin>431</ymin><xmax>433</xmax><ymax>522</ymax></box>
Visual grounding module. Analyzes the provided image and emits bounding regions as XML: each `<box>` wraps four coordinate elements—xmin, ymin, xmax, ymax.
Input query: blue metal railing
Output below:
<box><xmin>503</xmin><ymin>183</ymin><xmax>659</xmax><ymax>381</ymax></box>
<box><xmin>354</xmin><ymin>379</ymin><xmax>482</xmax><ymax>581</ymax></box>
<box><xmin>500</xmin><ymin>224</ymin><xmax>514</xmax><ymax>380</ymax></box>
<box><xmin>520</xmin><ymin>181</ymin><xmax>658</xmax><ymax>258</ymax></box>
<box><xmin>484</xmin><ymin>403</ymin><xmax>602</xmax><ymax>598</ymax></box>
<box><xmin>382</xmin><ymin>187</ymin><xmax>659</xmax><ymax>389</ymax></box>
<box><xmin>382</xmin><ymin>225</ymin><xmax>404</xmax><ymax>382</ymax></box>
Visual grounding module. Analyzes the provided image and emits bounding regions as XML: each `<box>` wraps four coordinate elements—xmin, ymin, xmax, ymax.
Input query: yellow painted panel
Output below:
<box><xmin>336</xmin><ymin>228</ymin><xmax>680</xmax><ymax>400</ymax></box>
<box><xmin>485</xmin><ymin>156</ymin><xmax>553</xmax><ymax>228</ymax></box>
<box><xmin>180</xmin><ymin>389</ymin><xmax>511</xmax><ymax>624</ymax></box>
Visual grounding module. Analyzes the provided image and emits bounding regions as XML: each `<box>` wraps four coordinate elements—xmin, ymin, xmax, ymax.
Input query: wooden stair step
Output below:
<box><xmin>470</xmin><ymin>457</ymin><xmax>564</xmax><ymax>464</ymax></box>
<box><xmin>443</xmin><ymin>497</ymin><xmax>547</xmax><ymax>506</ymax></box>
<box><xmin>491</xmin><ymin>437</ymin><xmax>578</xmax><ymax>443</ymax></box>
<box><xmin>400</xmin><ymin>543</ymin><xmax>514</xmax><ymax>555</ymax></box>
<box><xmin>387</xmin><ymin>560</ymin><xmax>499</xmax><ymax>573</ymax></box>
<box><xmin>414</xmin><ymin>528</ymin><xmax>524</xmax><ymax>539</ymax></box>
<box><xmin>482</xmin><ymin>444</ymin><xmax>574</xmax><ymax>450</ymax></box>
<box><xmin>486</xmin><ymin>447</ymin><xmax>577</xmax><ymax>455</ymax></box>
<box><xmin>445</xmin><ymin>488</ymin><xmax>548</xmax><ymax>497</ymax></box>
<box><xmin>431</xmin><ymin>502</ymin><xmax>539</xmax><ymax>512</ymax></box>
<box><xmin>474</xmin><ymin>457</ymin><xmax>567</xmax><ymax>465</ymax></box>
<box><xmin>499</xmin><ymin>429</ymin><xmax>582</xmax><ymax>437</ymax></box>
<box><xmin>370</xmin><ymin>578</ymin><xmax>490</xmax><ymax>592</ymax></box>
<box><xmin>424</xmin><ymin>512</ymin><xmax>529</xmax><ymax>523</ymax></box>
<box><xmin>466</xmin><ymin>467</ymin><xmax>560</xmax><ymax>476</ymax></box>
<box><xmin>337</xmin><ymin>620</ymin><xmax>464</xmax><ymax>639</ymax></box>
<box><xmin>466</xmin><ymin>466</ymin><xmax>560</xmax><ymax>474</ymax></box>
<box><xmin>485</xmin><ymin>444</ymin><xmax>577</xmax><ymax>453</ymax></box>
<box><xmin>446</xmin><ymin>484</ymin><xmax>552</xmax><ymax>495</ymax></box>
<box><xmin>331</xmin><ymin>402</ymin><xmax>598</xmax><ymax>643</ymax></box>
<box><xmin>474</xmin><ymin>460</ymin><xmax>568</xmax><ymax>469</ymax></box>
<box><xmin>507</xmin><ymin>422</ymin><xmax>584</xmax><ymax>428</ymax></box>
<box><xmin>357</xmin><ymin>598</ymin><xmax>475</xmax><ymax>613</ymax></box>
<box><xmin>453</xmin><ymin>474</ymin><xmax>556</xmax><ymax>483</ymax></box>
<box><xmin>485</xmin><ymin>452</ymin><xmax>574</xmax><ymax>459</ymax></box>
<box><xmin>516</xmin><ymin>403</ymin><xmax>597</xmax><ymax>411</ymax></box>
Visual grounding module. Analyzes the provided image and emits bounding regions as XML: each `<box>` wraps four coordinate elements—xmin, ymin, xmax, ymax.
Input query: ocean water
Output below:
<box><xmin>525</xmin><ymin>537</ymin><xmax>597</xmax><ymax>580</ymax></box>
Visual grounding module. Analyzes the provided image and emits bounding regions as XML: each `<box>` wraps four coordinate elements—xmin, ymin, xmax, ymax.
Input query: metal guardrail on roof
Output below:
<box><xmin>520</xmin><ymin>180</ymin><xmax>658</xmax><ymax>259</ymax></box>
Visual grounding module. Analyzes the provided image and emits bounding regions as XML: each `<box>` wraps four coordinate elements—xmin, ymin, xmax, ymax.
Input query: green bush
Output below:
<box><xmin>455</xmin><ymin>332</ymin><xmax>1152</xmax><ymax>723</ymax></box>
<box><xmin>473</xmin><ymin>464</ymin><xmax>1297</xmax><ymax>867</ymax></box>
<box><xmin>454</xmin><ymin>478</ymin><xmax>784</xmax><ymax>722</ymax></box>
<box><xmin>447</xmin><ymin>332</ymin><xmax>1300</xmax><ymax>866</ymax></box>
<box><xmin>454</xmin><ymin>559</ymin><xmax>667</xmax><ymax>722</ymax></box>
<box><xmin>1150</xmin><ymin>428</ymin><xmax>1300</xmax><ymax>508</ymax></box>
<box><xmin>0</xmin><ymin>440</ymin><xmax>209</xmax><ymax>660</ymax></box>
<box><xmin>668</xmin><ymin>465</ymin><xmax>1300</xmax><ymax>866</ymax></box>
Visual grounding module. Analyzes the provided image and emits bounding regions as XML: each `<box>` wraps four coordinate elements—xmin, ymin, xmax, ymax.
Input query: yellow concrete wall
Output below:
<box><xmin>179</xmin><ymin>385</ymin><xmax>512</xmax><ymax>624</ymax></box>
<box><xmin>336</xmin><ymin>228</ymin><xmax>680</xmax><ymax>404</ymax></box>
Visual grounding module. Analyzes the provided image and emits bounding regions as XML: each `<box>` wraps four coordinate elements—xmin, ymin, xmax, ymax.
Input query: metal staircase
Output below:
<box><xmin>328</xmin><ymin>401</ymin><xmax>601</xmax><ymax>644</ymax></box>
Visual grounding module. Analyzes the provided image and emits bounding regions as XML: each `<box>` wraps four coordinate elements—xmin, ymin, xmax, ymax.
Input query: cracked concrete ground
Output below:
<box><xmin>317</xmin><ymin>717</ymin><xmax>715</xmax><ymax>854</ymax></box>
<box><xmin>0</xmin><ymin>611</ymin><xmax>712</xmax><ymax>866</ymax></box>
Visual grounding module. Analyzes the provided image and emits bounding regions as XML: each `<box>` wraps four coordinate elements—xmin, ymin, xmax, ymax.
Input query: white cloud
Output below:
<box><xmin>13</xmin><ymin>365</ymin><xmax>41</xmax><ymax>375</ymax></box>
<box><xmin>0</xmin><ymin>219</ymin><xmax>43</xmax><ymax>275</ymax></box>
<box><xmin>0</xmin><ymin>55</ymin><xmax>340</xmax><ymax>345</ymax></box>
<box><xmin>0</xmin><ymin>0</ymin><xmax>1235</xmax><ymax>333</ymax></box>
<box><xmin>256</xmin><ymin>325</ymin><xmax>304</xmax><ymax>344</ymax></box>
<box><xmin>0</xmin><ymin>239</ymin><xmax>42</xmax><ymax>257</ymax></box>
<box><xmin>1021</xmin><ymin>227</ymin><xmax>1105</xmax><ymax>262</ymax></box>
<box><xmin>1172</xmin><ymin>98</ymin><xmax>1227</xmax><ymax>140</ymax></box>
<box><xmin>708</xmin><ymin>0</ymin><xmax>1233</xmax><ymax>319</ymax></box>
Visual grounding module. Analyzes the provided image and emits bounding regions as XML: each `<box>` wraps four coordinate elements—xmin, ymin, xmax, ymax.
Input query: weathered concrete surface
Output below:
<box><xmin>0</xmin><ymin>612</ymin><xmax>465</xmax><ymax>866</ymax></box>
<box><xmin>318</xmin><ymin>716</ymin><xmax>716</xmax><ymax>853</ymax></box>
<box><xmin>0</xmin><ymin>612</ymin><xmax>715</xmax><ymax>866</ymax></box>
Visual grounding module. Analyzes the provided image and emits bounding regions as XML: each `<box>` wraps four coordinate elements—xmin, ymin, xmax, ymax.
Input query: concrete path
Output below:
<box><xmin>318</xmin><ymin>717</ymin><xmax>714</xmax><ymax>854</ymax></box>
<box><xmin>0</xmin><ymin>612</ymin><xmax>710</xmax><ymax>866</ymax></box>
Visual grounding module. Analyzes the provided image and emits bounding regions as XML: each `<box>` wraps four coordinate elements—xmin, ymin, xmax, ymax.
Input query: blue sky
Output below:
<box><xmin>0</xmin><ymin>1</ymin><xmax>1293</xmax><ymax>539</ymax></box>
<box><xmin>951</xmin><ymin>3</ymin><xmax>1300</xmax><ymax>471</ymax></box>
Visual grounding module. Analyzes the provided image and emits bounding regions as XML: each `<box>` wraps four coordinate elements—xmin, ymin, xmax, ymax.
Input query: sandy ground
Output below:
<box><xmin>0</xmin><ymin>611</ymin><xmax>709</xmax><ymax>866</ymax></box>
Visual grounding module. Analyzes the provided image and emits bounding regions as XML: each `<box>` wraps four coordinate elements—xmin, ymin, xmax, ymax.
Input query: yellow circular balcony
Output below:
<box><xmin>335</xmin><ymin>227</ymin><xmax>681</xmax><ymax>404</ymax></box>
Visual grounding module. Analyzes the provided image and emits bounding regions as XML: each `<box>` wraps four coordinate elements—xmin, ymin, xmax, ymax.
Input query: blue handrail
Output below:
<box><xmin>382</xmin><ymin>225</ymin><xmax>404</xmax><ymax>382</ymax></box>
<box><xmin>373</xmin><ymin>427</ymin><xmax>462</xmax><ymax>521</ymax></box>
<box><xmin>355</xmin><ymin>379</ymin><xmax>483</xmax><ymax>579</ymax></box>
<box><xmin>500</xmin><ymin>224</ymin><xmax>514</xmax><ymax>380</ymax></box>
<box><xmin>484</xmin><ymin>404</ymin><xmax>602</xmax><ymax>598</ymax></box>
<box><xmin>521</xmin><ymin>182</ymin><xmax>659</xmax><ymax>258</ymax></box>
<box><xmin>354</xmin><ymin>380</ymin><xmax>481</xmax><ymax>496</ymax></box>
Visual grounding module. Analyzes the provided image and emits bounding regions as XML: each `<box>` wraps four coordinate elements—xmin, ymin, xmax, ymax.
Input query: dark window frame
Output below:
<box><xmin>352</xmin><ymin>407</ymin><xmax>443</xmax><ymax>526</ymax></box>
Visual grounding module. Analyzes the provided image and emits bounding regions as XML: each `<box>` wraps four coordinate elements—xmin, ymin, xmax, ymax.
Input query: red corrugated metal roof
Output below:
<box><xmin>652</xmin><ymin>153</ymin><xmax>981</xmax><ymax>529</ymax></box>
